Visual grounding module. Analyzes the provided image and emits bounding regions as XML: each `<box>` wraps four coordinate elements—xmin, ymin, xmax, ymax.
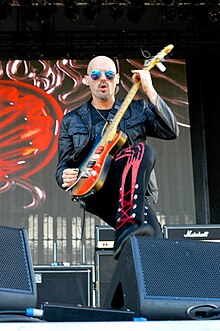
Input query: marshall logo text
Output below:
<box><xmin>183</xmin><ymin>230</ymin><xmax>210</xmax><ymax>238</ymax></box>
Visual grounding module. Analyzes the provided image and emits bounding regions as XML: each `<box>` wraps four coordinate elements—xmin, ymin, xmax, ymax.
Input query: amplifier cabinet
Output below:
<box><xmin>95</xmin><ymin>251</ymin><xmax>117</xmax><ymax>307</ymax></box>
<box><xmin>95</xmin><ymin>226</ymin><xmax>115</xmax><ymax>250</ymax></box>
<box><xmin>163</xmin><ymin>224</ymin><xmax>220</xmax><ymax>241</ymax></box>
<box><xmin>34</xmin><ymin>265</ymin><xmax>95</xmax><ymax>308</ymax></box>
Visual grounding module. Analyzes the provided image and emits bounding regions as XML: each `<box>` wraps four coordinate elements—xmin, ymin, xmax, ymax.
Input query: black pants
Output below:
<box><xmin>83</xmin><ymin>142</ymin><xmax>163</xmax><ymax>237</ymax></box>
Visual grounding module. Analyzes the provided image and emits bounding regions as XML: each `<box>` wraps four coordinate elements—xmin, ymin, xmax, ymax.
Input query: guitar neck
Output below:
<box><xmin>99</xmin><ymin>81</ymin><xmax>140</xmax><ymax>144</ymax></box>
<box><xmin>112</xmin><ymin>81</ymin><xmax>141</xmax><ymax>129</ymax></box>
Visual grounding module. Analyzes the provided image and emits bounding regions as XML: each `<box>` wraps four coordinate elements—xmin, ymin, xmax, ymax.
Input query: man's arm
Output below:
<box><xmin>132</xmin><ymin>69</ymin><xmax>179</xmax><ymax>139</ymax></box>
<box><xmin>55</xmin><ymin>119</ymin><xmax>79</xmax><ymax>189</ymax></box>
<box><xmin>131</xmin><ymin>70</ymin><xmax>158</xmax><ymax>105</ymax></box>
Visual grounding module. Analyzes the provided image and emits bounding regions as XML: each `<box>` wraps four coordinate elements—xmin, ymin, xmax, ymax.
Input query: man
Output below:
<box><xmin>56</xmin><ymin>55</ymin><xmax>179</xmax><ymax>258</ymax></box>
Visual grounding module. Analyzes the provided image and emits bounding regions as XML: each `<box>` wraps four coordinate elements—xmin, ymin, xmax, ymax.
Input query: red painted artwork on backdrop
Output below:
<box><xmin>0</xmin><ymin>58</ymin><xmax>187</xmax><ymax>209</ymax></box>
<box><xmin>0</xmin><ymin>80</ymin><xmax>63</xmax><ymax>207</ymax></box>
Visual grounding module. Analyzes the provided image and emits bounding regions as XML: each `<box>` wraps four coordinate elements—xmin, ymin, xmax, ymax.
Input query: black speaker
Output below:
<box><xmin>0</xmin><ymin>225</ymin><xmax>37</xmax><ymax>309</ymax></box>
<box><xmin>34</xmin><ymin>265</ymin><xmax>94</xmax><ymax>308</ymax></box>
<box><xmin>104</xmin><ymin>236</ymin><xmax>220</xmax><ymax>320</ymax></box>
<box><xmin>95</xmin><ymin>251</ymin><xmax>117</xmax><ymax>307</ymax></box>
<box><xmin>42</xmin><ymin>302</ymin><xmax>134</xmax><ymax>322</ymax></box>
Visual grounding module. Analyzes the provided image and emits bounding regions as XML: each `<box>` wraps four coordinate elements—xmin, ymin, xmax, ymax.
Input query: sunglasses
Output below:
<box><xmin>90</xmin><ymin>70</ymin><xmax>116</xmax><ymax>80</ymax></box>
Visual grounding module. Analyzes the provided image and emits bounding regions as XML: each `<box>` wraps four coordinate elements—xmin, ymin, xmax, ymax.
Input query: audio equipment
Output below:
<box><xmin>104</xmin><ymin>236</ymin><xmax>220</xmax><ymax>320</ymax></box>
<box><xmin>95</xmin><ymin>225</ymin><xmax>115</xmax><ymax>249</ymax></box>
<box><xmin>0</xmin><ymin>225</ymin><xmax>37</xmax><ymax>309</ymax></box>
<box><xmin>34</xmin><ymin>265</ymin><xmax>95</xmax><ymax>308</ymax></box>
<box><xmin>95</xmin><ymin>250</ymin><xmax>117</xmax><ymax>307</ymax></box>
<box><xmin>163</xmin><ymin>224</ymin><xmax>220</xmax><ymax>241</ymax></box>
<box><xmin>94</xmin><ymin>226</ymin><xmax>116</xmax><ymax>307</ymax></box>
<box><xmin>42</xmin><ymin>302</ymin><xmax>134</xmax><ymax>322</ymax></box>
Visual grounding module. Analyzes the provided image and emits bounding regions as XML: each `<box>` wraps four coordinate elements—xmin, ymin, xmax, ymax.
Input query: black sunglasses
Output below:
<box><xmin>90</xmin><ymin>70</ymin><xmax>116</xmax><ymax>80</ymax></box>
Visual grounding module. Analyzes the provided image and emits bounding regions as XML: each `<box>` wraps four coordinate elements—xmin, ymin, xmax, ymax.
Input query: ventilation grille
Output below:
<box><xmin>0</xmin><ymin>226</ymin><xmax>32</xmax><ymax>293</ymax></box>
<box><xmin>137</xmin><ymin>237</ymin><xmax>220</xmax><ymax>299</ymax></box>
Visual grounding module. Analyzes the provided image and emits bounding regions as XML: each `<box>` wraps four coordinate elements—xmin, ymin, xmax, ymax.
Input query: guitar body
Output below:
<box><xmin>70</xmin><ymin>130</ymin><xmax>127</xmax><ymax>198</ymax></box>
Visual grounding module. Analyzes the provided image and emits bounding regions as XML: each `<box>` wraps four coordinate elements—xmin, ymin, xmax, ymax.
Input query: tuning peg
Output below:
<box><xmin>156</xmin><ymin>62</ymin><xmax>166</xmax><ymax>72</ymax></box>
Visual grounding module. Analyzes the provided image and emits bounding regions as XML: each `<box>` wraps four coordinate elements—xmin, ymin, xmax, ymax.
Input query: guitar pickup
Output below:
<box><xmin>86</xmin><ymin>161</ymin><xmax>96</xmax><ymax>168</ymax></box>
<box><xmin>91</xmin><ymin>154</ymin><xmax>100</xmax><ymax>160</ymax></box>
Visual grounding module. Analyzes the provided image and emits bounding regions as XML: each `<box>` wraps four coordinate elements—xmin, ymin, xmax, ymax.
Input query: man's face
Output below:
<box><xmin>84</xmin><ymin>57</ymin><xmax>119</xmax><ymax>101</ymax></box>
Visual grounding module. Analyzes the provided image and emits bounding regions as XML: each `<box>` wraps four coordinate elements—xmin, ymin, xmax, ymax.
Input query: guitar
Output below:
<box><xmin>67</xmin><ymin>44</ymin><xmax>174</xmax><ymax>198</ymax></box>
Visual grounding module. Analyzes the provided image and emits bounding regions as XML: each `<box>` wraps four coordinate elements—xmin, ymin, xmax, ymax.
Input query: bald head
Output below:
<box><xmin>83</xmin><ymin>55</ymin><xmax>120</xmax><ymax>105</ymax></box>
<box><xmin>87</xmin><ymin>56</ymin><xmax>117</xmax><ymax>74</ymax></box>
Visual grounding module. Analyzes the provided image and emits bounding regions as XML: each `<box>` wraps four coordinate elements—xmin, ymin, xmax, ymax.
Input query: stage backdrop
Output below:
<box><xmin>0</xmin><ymin>57</ymin><xmax>195</xmax><ymax>265</ymax></box>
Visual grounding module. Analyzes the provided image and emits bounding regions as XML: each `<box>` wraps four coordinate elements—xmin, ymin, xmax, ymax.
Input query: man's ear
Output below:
<box><xmin>115</xmin><ymin>73</ymin><xmax>120</xmax><ymax>85</ymax></box>
<box><xmin>82</xmin><ymin>75</ymin><xmax>89</xmax><ymax>85</ymax></box>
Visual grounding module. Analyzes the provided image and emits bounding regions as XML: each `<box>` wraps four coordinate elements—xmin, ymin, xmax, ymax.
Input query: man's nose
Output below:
<box><xmin>100</xmin><ymin>71</ymin><xmax>106</xmax><ymax>79</ymax></box>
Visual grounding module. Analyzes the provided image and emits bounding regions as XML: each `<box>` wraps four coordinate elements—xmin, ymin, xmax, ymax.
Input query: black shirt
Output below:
<box><xmin>90</xmin><ymin>104</ymin><xmax>110</xmax><ymax>125</ymax></box>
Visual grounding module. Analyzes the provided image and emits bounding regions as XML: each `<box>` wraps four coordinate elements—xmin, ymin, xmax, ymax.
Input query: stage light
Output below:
<box><xmin>109</xmin><ymin>3</ymin><xmax>123</xmax><ymax>21</ymax></box>
<box><xmin>83</xmin><ymin>1</ymin><xmax>102</xmax><ymax>20</ymax></box>
<box><xmin>126</xmin><ymin>0</ymin><xmax>145</xmax><ymax>22</ymax></box>
<box><xmin>178</xmin><ymin>7</ymin><xmax>193</xmax><ymax>23</ymax></box>
<box><xmin>206</xmin><ymin>0</ymin><xmax>220</xmax><ymax>4</ymax></box>
<box><xmin>129</xmin><ymin>0</ymin><xmax>144</xmax><ymax>9</ymax></box>
<box><xmin>127</xmin><ymin>7</ymin><xmax>144</xmax><ymax>22</ymax></box>
<box><xmin>208</xmin><ymin>6</ymin><xmax>220</xmax><ymax>22</ymax></box>
<box><xmin>64</xmin><ymin>3</ymin><xmax>80</xmax><ymax>22</ymax></box>
<box><xmin>161</xmin><ymin>6</ymin><xmax>178</xmax><ymax>23</ymax></box>
<box><xmin>160</xmin><ymin>0</ymin><xmax>175</xmax><ymax>5</ymax></box>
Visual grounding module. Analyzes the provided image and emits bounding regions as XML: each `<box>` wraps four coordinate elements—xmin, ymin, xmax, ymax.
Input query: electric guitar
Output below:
<box><xmin>67</xmin><ymin>44</ymin><xmax>174</xmax><ymax>198</ymax></box>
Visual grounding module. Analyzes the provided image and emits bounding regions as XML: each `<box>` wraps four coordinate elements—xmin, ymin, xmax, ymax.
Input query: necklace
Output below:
<box><xmin>93</xmin><ymin>106</ymin><xmax>109</xmax><ymax>123</ymax></box>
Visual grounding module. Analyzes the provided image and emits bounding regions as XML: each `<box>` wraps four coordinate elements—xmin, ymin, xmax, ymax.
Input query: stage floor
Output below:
<box><xmin>1</xmin><ymin>320</ymin><xmax>220</xmax><ymax>331</ymax></box>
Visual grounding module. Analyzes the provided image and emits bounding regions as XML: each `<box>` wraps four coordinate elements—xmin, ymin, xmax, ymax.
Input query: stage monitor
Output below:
<box><xmin>0</xmin><ymin>225</ymin><xmax>37</xmax><ymax>310</ymax></box>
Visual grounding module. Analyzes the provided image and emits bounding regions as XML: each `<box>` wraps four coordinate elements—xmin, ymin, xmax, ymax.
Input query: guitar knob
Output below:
<box><xmin>156</xmin><ymin>62</ymin><xmax>166</xmax><ymax>72</ymax></box>
<box><xmin>91</xmin><ymin>170</ymin><xmax>97</xmax><ymax>176</ymax></box>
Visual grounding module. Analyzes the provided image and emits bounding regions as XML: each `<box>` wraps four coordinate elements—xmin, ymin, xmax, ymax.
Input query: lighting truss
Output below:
<box><xmin>7</xmin><ymin>1</ymin><xmax>220</xmax><ymax>6</ymax></box>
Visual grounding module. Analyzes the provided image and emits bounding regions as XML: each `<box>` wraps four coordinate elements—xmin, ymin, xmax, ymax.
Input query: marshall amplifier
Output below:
<box><xmin>94</xmin><ymin>226</ymin><xmax>116</xmax><ymax>307</ymax></box>
<box><xmin>95</xmin><ymin>226</ymin><xmax>115</xmax><ymax>250</ymax></box>
<box><xmin>163</xmin><ymin>224</ymin><xmax>220</xmax><ymax>242</ymax></box>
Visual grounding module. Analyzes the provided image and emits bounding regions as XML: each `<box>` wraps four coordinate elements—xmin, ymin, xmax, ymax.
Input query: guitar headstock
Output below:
<box><xmin>143</xmin><ymin>44</ymin><xmax>174</xmax><ymax>72</ymax></box>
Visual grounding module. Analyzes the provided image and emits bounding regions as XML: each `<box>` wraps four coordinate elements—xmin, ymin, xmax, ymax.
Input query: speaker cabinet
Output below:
<box><xmin>0</xmin><ymin>225</ymin><xmax>37</xmax><ymax>309</ymax></box>
<box><xmin>104</xmin><ymin>236</ymin><xmax>220</xmax><ymax>320</ymax></box>
<box><xmin>95</xmin><ymin>251</ymin><xmax>117</xmax><ymax>307</ymax></box>
<box><xmin>34</xmin><ymin>265</ymin><xmax>95</xmax><ymax>308</ymax></box>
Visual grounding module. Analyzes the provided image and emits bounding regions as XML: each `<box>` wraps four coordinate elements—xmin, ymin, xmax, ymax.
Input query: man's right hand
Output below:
<box><xmin>62</xmin><ymin>168</ymin><xmax>79</xmax><ymax>188</ymax></box>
